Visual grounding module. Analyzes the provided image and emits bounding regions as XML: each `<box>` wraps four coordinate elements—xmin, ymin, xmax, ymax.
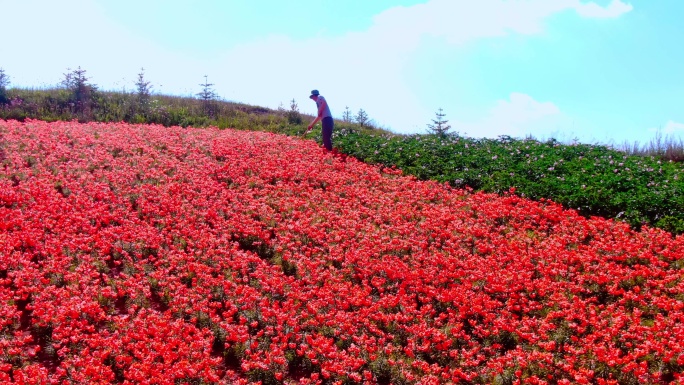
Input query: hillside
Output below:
<box><xmin>2</xmin><ymin>88</ymin><xmax>683</xmax><ymax>235</ymax></box>
<box><xmin>1</xmin><ymin>120</ymin><xmax>683</xmax><ymax>384</ymax></box>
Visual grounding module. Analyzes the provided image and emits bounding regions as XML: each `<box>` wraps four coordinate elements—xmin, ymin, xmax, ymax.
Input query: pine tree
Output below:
<box><xmin>427</xmin><ymin>108</ymin><xmax>451</xmax><ymax>137</ymax></box>
<box><xmin>197</xmin><ymin>75</ymin><xmax>217</xmax><ymax>116</ymax></box>
<box><xmin>61</xmin><ymin>67</ymin><xmax>97</xmax><ymax>115</ymax></box>
<box><xmin>197</xmin><ymin>75</ymin><xmax>216</xmax><ymax>101</ymax></box>
<box><xmin>135</xmin><ymin>68</ymin><xmax>153</xmax><ymax>115</ymax></box>
<box><xmin>355</xmin><ymin>108</ymin><xmax>369</xmax><ymax>128</ymax></box>
<box><xmin>0</xmin><ymin>68</ymin><xmax>9</xmax><ymax>105</ymax></box>
<box><xmin>286</xmin><ymin>98</ymin><xmax>302</xmax><ymax>124</ymax></box>
<box><xmin>342</xmin><ymin>106</ymin><xmax>352</xmax><ymax>123</ymax></box>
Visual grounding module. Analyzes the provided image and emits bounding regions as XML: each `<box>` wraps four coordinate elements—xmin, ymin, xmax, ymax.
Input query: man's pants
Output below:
<box><xmin>322</xmin><ymin>117</ymin><xmax>333</xmax><ymax>151</ymax></box>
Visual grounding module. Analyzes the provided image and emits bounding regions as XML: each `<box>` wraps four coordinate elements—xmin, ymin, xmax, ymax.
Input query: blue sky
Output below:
<box><xmin>1</xmin><ymin>0</ymin><xmax>682</xmax><ymax>145</ymax></box>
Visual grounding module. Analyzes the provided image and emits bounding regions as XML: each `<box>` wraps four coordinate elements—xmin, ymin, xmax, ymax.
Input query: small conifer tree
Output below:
<box><xmin>197</xmin><ymin>75</ymin><xmax>217</xmax><ymax>116</ymax></box>
<box><xmin>61</xmin><ymin>66</ymin><xmax>97</xmax><ymax>115</ymax></box>
<box><xmin>427</xmin><ymin>108</ymin><xmax>451</xmax><ymax>137</ymax></box>
<box><xmin>355</xmin><ymin>108</ymin><xmax>369</xmax><ymax>128</ymax></box>
<box><xmin>135</xmin><ymin>68</ymin><xmax>153</xmax><ymax>115</ymax></box>
<box><xmin>286</xmin><ymin>98</ymin><xmax>302</xmax><ymax>124</ymax></box>
<box><xmin>342</xmin><ymin>106</ymin><xmax>352</xmax><ymax>123</ymax></box>
<box><xmin>0</xmin><ymin>68</ymin><xmax>9</xmax><ymax>105</ymax></box>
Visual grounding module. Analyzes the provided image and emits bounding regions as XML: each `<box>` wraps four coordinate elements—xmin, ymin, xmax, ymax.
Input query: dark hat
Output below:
<box><xmin>309</xmin><ymin>89</ymin><xmax>320</xmax><ymax>98</ymax></box>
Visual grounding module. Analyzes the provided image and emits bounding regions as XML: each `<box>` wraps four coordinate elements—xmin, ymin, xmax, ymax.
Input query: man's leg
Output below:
<box><xmin>322</xmin><ymin>117</ymin><xmax>333</xmax><ymax>151</ymax></box>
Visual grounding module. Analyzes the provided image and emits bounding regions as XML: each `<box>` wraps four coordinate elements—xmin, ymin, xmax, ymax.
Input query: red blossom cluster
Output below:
<box><xmin>1</xmin><ymin>120</ymin><xmax>683</xmax><ymax>384</ymax></box>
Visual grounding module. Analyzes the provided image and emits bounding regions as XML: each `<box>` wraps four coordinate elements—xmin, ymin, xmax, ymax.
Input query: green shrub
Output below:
<box><xmin>334</xmin><ymin>132</ymin><xmax>684</xmax><ymax>234</ymax></box>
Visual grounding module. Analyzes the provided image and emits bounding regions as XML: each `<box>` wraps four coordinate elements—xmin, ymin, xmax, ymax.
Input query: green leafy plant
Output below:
<box><xmin>333</xmin><ymin>132</ymin><xmax>684</xmax><ymax>234</ymax></box>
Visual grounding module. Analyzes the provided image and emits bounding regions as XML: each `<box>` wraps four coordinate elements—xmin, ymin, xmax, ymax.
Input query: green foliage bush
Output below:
<box><xmin>333</xmin><ymin>131</ymin><xmax>684</xmax><ymax>234</ymax></box>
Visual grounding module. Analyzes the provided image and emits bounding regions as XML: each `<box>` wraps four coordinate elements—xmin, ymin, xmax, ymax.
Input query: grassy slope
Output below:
<box><xmin>1</xmin><ymin>87</ymin><xmax>683</xmax><ymax>234</ymax></box>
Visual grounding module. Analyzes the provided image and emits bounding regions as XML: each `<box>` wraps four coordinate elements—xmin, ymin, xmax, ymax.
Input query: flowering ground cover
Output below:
<box><xmin>1</xmin><ymin>120</ymin><xmax>683</xmax><ymax>384</ymax></box>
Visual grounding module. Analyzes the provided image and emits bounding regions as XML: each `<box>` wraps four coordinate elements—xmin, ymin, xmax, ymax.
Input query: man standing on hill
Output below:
<box><xmin>306</xmin><ymin>90</ymin><xmax>333</xmax><ymax>151</ymax></box>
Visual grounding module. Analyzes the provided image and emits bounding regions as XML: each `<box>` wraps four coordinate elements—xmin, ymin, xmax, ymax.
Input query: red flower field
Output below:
<box><xmin>1</xmin><ymin>120</ymin><xmax>683</xmax><ymax>384</ymax></box>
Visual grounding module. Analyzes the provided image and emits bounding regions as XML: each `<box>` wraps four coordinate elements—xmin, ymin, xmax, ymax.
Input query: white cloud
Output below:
<box><xmin>491</xmin><ymin>93</ymin><xmax>561</xmax><ymax>124</ymax></box>
<box><xmin>369</xmin><ymin>0</ymin><xmax>632</xmax><ymax>46</ymax></box>
<box><xmin>575</xmin><ymin>0</ymin><xmax>633</xmax><ymax>19</ymax></box>
<box><xmin>0</xmin><ymin>0</ymin><xmax>204</xmax><ymax>93</ymax></box>
<box><xmin>649</xmin><ymin>120</ymin><xmax>684</xmax><ymax>134</ymax></box>
<box><xmin>213</xmin><ymin>33</ymin><xmax>428</xmax><ymax>131</ymax></box>
<box><xmin>452</xmin><ymin>93</ymin><xmax>572</xmax><ymax>139</ymax></box>
<box><xmin>211</xmin><ymin>0</ymin><xmax>632</xmax><ymax>132</ymax></box>
<box><xmin>664</xmin><ymin>120</ymin><xmax>684</xmax><ymax>133</ymax></box>
<box><xmin>0</xmin><ymin>0</ymin><xmax>632</xmax><ymax>135</ymax></box>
